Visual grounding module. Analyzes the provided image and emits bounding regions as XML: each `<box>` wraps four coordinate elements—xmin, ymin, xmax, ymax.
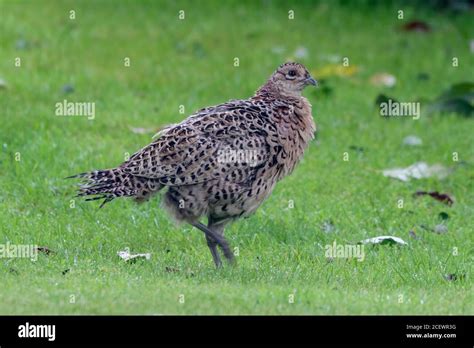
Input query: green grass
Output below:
<box><xmin>0</xmin><ymin>0</ymin><xmax>473</xmax><ymax>314</ymax></box>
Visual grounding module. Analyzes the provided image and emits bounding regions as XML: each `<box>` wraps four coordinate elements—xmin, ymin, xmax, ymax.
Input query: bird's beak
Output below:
<box><xmin>305</xmin><ymin>76</ymin><xmax>318</xmax><ymax>86</ymax></box>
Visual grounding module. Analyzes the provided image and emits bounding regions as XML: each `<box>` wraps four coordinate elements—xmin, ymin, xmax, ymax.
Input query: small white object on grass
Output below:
<box><xmin>403</xmin><ymin>135</ymin><xmax>422</xmax><ymax>146</ymax></box>
<box><xmin>382</xmin><ymin>162</ymin><xmax>450</xmax><ymax>182</ymax></box>
<box><xmin>117</xmin><ymin>249</ymin><xmax>151</xmax><ymax>262</ymax></box>
<box><xmin>370</xmin><ymin>73</ymin><xmax>396</xmax><ymax>87</ymax></box>
<box><xmin>359</xmin><ymin>236</ymin><xmax>408</xmax><ymax>246</ymax></box>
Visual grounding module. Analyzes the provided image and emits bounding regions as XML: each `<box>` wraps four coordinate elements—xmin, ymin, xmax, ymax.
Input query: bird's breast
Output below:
<box><xmin>270</xmin><ymin>97</ymin><xmax>315</xmax><ymax>178</ymax></box>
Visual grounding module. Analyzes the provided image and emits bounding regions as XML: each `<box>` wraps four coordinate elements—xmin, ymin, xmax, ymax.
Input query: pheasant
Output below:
<box><xmin>70</xmin><ymin>62</ymin><xmax>317</xmax><ymax>267</ymax></box>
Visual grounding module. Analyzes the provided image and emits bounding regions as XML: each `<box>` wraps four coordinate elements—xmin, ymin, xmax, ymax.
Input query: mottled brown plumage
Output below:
<box><xmin>71</xmin><ymin>62</ymin><xmax>317</xmax><ymax>267</ymax></box>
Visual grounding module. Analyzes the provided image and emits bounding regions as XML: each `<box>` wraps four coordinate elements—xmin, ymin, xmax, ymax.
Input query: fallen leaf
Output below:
<box><xmin>382</xmin><ymin>162</ymin><xmax>451</xmax><ymax>182</ymax></box>
<box><xmin>414</xmin><ymin>191</ymin><xmax>454</xmax><ymax>206</ymax></box>
<box><xmin>359</xmin><ymin>236</ymin><xmax>408</xmax><ymax>246</ymax></box>
<box><xmin>403</xmin><ymin>135</ymin><xmax>422</xmax><ymax>146</ymax></box>
<box><xmin>117</xmin><ymin>249</ymin><xmax>151</xmax><ymax>262</ymax></box>
<box><xmin>370</xmin><ymin>73</ymin><xmax>396</xmax><ymax>87</ymax></box>
<box><xmin>401</xmin><ymin>20</ymin><xmax>431</xmax><ymax>32</ymax></box>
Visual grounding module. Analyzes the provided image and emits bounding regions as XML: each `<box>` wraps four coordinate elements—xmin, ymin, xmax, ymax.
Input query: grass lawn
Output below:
<box><xmin>0</xmin><ymin>0</ymin><xmax>473</xmax><ymax>314</ymax></box>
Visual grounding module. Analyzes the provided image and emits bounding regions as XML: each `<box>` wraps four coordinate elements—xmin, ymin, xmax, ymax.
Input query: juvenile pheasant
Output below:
<box><xmin>71</xmin><ymin>62</ymin><xmax>317</xmax><ymax>267</ymax></box>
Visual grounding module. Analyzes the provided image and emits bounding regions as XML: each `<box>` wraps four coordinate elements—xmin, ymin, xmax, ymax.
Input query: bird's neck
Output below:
<box><xmin>255</xmin><ymin>81</ymin><xmax>301</xmax><ymax>100</ymax></box>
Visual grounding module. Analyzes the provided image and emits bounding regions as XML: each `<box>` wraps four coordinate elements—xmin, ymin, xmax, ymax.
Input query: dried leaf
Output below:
<box><xmin>382</xmin><ymin>162</ymin><xmax>450</xmax><ymax>182</ymax></box>
<box><xmin>359</xmin><ymin>236</ymin><xmax>408</xmax><ymax>246</ymax></box>
<box><xmin>414</xmin><ymin>191</ymin><xmax>454</xmax><ymax>206</ymax></box>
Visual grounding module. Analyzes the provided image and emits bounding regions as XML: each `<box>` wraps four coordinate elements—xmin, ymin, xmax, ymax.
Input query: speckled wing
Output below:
<box><xmin>121</xmin><ymin>102</ymin><xmax>271</xmax><ymax>186</ymax></box>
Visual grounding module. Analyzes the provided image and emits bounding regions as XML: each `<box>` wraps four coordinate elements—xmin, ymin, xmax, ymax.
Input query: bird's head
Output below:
<box><xmin>265</xmin><ymin>62</ymin><xmax>317</xmax><ymax>97</ymax></box>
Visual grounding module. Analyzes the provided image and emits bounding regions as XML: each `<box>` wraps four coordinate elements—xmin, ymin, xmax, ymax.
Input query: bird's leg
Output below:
<box><xmin>205</xmin><ymin>234</ymin><xmax>221</xmax><ymax>268</ymax></box>
<box><xmin>206</xmin><ymin>236</ymin><xmax>222</xmax><ymax>268</ymax></box>
<box><xmin>205</xmin><ymin>220</ymin><xmax>229</xmax><ymax>268</ymax></box>
<box><xmin>191</xmin><ymin>221</ymin><xmax>234</xmax><ymax>267</ymax></box>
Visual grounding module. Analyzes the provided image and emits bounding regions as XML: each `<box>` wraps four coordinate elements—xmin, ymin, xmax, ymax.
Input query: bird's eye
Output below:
<box><xmin>288</xmin><ymin>70</ymin><xmax>297</xmax><ymax>77</ymax></box>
